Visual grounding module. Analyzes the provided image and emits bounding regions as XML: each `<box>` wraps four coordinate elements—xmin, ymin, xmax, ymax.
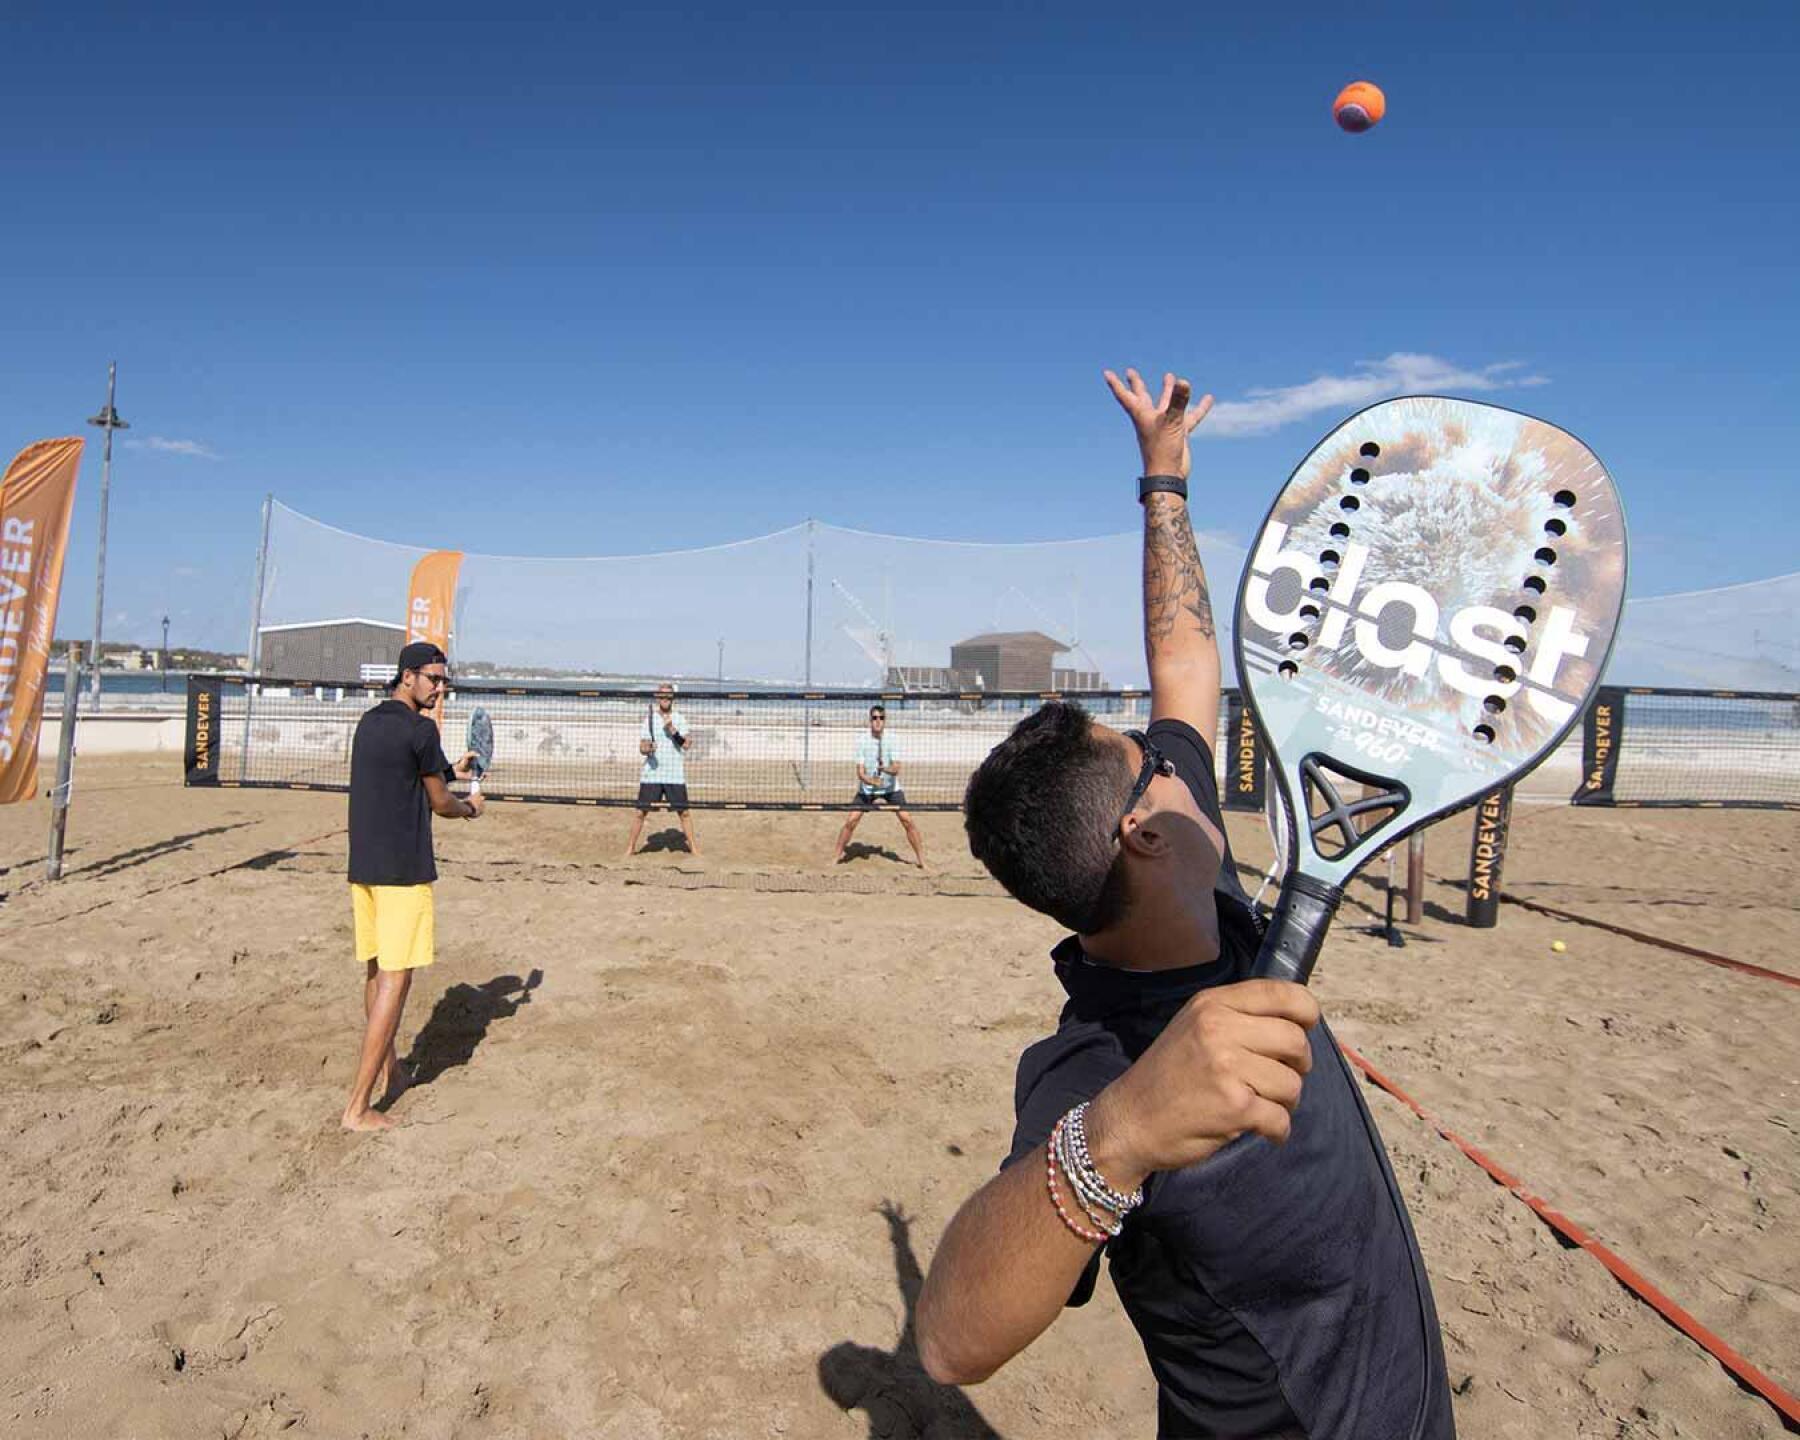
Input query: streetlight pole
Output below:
<box><xmin>86</xmin><ymin>363</ymin><xmax>129</xmax><ymax>704</ymax></box>
<box><xmin>161</xmin><ymin>614</ymin><xmax>171</xmax><ymax>692</ymax></box>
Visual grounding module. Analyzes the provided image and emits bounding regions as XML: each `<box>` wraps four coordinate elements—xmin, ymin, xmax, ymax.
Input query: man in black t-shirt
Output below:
<box><xmin>341</xmin><ymin>641</ymin><xmax>483</xmax><ymax>1132</ymax></box>
<box><xmin>914</xmin><ymin>370</ymin><xmax>1454</xmax><ymax>1439</ymax></box>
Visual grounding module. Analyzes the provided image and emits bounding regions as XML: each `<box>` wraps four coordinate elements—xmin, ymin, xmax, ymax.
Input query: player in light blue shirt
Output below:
<box><xmin>833</xmin><ymin>703</ymin><xmax>928</xmax><ymax>868</ymax></box>
<box><xmin>625</xmin><ymin>682</ymin><xmax>700</xmax><ymax>857</ymax></box>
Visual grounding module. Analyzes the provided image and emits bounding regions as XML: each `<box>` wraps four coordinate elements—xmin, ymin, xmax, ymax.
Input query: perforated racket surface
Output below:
<box><xmin>466</xmin><ymin>707</ymin><xmax>494</xmax><ymax>794</ymax></box>
<box><xmin>1235</xmin><ymin>395</ymin><xmax>1628</xmax><ymax>982</ymax></box>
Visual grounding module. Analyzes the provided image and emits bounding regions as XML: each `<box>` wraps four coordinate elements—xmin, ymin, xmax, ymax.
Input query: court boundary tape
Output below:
<box><xmin>1339</xmin><ymin>1042</ymin><xmax>1800</xmax><ymax>1431</ymax></box>
<box><xmin>1496</xmin><ymin>892</ymin><xmax>1800</xmax><ymax>990</ymax></box>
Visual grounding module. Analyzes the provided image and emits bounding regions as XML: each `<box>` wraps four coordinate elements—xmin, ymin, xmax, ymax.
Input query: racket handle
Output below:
<box><xmin>1253</xmin><ymin>872</ymin><xmax>1344</xmax><ymax>985</ymax></box>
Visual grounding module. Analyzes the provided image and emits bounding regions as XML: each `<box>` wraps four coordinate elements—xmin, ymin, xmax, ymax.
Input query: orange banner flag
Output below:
<box><xmin>406</xmin><ymin>549</ymin><xmax>463</xmax><ymax>656</ymax></box>
<box><xmin>0</xmin><ymin>438</ymin><xmax>84</xmax><ymax>804</ymax></box>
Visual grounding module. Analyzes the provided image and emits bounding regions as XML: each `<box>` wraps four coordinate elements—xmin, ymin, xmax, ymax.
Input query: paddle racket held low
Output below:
<box><xmin>1236</xmin><ymin>396</ymin><xmax>1628</xmax><ymax>983</ymax></box>
<box><xmin>465</xmin><ymin>707</ymin><xmax>495</xmax><ymax>796</ymax></box>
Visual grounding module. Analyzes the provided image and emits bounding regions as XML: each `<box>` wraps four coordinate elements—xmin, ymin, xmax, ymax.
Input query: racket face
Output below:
<box><xmin>467</xmin><ymin>707</ymin><xmax>494</xmax><ymax>778</ymax></box>
<box><xmin>1235</xmin><ymin>395</ymin><xmax>1627</xmax><ymax>887</ymax></box>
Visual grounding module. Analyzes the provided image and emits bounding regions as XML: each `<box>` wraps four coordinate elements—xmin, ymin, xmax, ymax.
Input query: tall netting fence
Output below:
<box><xmin>1572</xmin><ymin>686</ymin><xmax>1800</xmax><ymax>810</ymax></box>
<box><xmin>255</xmin><ymin>501</ymin><xmax>1250</xmax><ymax>690</ymax></box>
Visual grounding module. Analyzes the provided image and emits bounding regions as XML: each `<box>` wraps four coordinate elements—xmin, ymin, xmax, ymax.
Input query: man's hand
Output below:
<box><xmin>452</xmin><ymin>751</ymin><xmax>478</xmax><ymax>781</ymax></box>
<box><xmin>1103</xmin><ymin>368</ymin><xmax>1215</xmax><ymax>480</ymax></box>
<box><xmin>1084</xmin><ymin>980</ymin><xmax>1320</xmax><ymax>1190</ymax></box>
<box><xmin>466</xmin><ymin>790</ymin><xmax>486</xmax><ymax>819</ymax></box>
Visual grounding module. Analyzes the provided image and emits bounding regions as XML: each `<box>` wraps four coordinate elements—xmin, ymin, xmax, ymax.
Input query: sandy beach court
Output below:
<box><xmin>2</xmin><ymin>756</ymin><xmax>1794</xmax><ymax>1437</ymax></box>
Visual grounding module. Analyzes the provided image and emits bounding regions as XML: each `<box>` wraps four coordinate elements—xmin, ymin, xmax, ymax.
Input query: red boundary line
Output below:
<box><xmin>1499</xmin><ymin>893</ymin><xmax>1800</xmax><ymax>990</ymax></box>
<box><xmin>1339</xmin><ymin>1042</ymin><xmax>1800</xmax><ymax>1431</ymax></box>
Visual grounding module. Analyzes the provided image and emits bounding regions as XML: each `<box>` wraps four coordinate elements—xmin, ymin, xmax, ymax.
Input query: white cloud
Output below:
<box><xmin>126</xmin><ymin>435</ymin><xmax>221</xmax><ymax>460</ymax></box>
<box><xmin>1204</xmin><ymin>354</ymin><xmax>1550</xmax><ymax>438</ymax></box>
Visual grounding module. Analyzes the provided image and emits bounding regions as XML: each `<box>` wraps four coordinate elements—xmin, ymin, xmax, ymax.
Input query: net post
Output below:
<box><xmin>240</xmin><ymin>494</ymin><xmax>272</xmax><ymax>777</ymax></box>
<box><xmin>801</xmin><ymin>519</ymin><xmax>816</xmax><ymax>791</ymax></box>
<box><xmin>1405</xmin><ymin>831</ymin><xmax>1425</xmax><ymax>925</ymax></box>
<box><xmin>1465</xmin><ymin>784</ymin><xmax>1514</xmax><ymax>928</ymax></box>
<box><xmin>46</xmin><ymin>644</ymin><xmax>82</xmax><ymax>881</ymax></box>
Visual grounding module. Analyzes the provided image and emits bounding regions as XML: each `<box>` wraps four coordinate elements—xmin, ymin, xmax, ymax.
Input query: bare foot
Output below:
<box><xmin>341</xmin><ymin>1107</ymin><xmax>395</xmax><ymax>1133</ymax></box>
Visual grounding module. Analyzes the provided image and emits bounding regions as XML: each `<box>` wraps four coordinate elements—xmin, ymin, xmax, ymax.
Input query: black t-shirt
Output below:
<box><xmin>347</xmin><ymin>700</ymin><xmax>453</xmax><ymax>886</ymax></box>
<box><xmin>1004</xmin><ymin>717</ymin><xmax>1454</xmax><ymax>1440</ymax></box>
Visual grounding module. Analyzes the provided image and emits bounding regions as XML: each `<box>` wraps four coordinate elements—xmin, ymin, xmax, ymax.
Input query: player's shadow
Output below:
<box><xmin>73</xmin><ymin>822</ymin><xmax>253</xmax><ymax>878</ymax></box>
<box><xmin>839</xmin><ymin>841</ymin><xmax>905</xmax><ymax>866</ymax></box>
<box><xmin>639</xmin><ymin>827</ymin><xmax>697</xmax><ymax>854</ymax></box>
<box><xmin>403</xmin><ymin>969</ymin><xmax>543</xmax><ymax>1088</ymax></box>
<box><xmin>817</xmin><ymin>1201</ymin><xmax>1003</xmax><ymax>1440</ymax></box>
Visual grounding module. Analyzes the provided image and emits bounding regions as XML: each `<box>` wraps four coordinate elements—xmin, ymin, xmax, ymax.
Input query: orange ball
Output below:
<box><xmin>1333</xmin><ymin>81</ymin><xmax>1387</xmax><ymax>133</ymax></box>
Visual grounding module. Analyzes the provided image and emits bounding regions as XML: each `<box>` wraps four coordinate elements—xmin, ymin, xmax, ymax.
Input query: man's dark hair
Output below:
<box><xmin>870</xmin><ymin>705</ymin><xmax>885</xmax><ymax>719</ymax></box>
<box><xmin>964</xmin><ymin>701</ymin><xmax>1134</xmax><ymax>934</ymax></box>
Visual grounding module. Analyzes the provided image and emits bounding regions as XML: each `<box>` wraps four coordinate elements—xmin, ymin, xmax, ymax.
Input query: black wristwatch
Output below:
<box><xmin>1138</xmin><ymin>474</ymin><xmax>1188</xmax><ymax>503</ymax></box>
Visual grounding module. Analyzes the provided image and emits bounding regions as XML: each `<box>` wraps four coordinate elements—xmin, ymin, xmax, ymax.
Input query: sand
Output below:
<box><xmin>1</xmin><ymin>756</ymin><xmax>1795</xmax><ymax>1438</ymax></box>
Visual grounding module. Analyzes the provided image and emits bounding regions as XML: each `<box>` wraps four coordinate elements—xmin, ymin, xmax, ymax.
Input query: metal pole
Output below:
<box><xmin>803</xmin><ymin>519</ymin><xmax>815</xmax><ymax>686</ymax></box>
<box><xmin>801</xmin><ymin>519</ymin><xmax>816</xmax><ymax>791</ymax></box>
<box><xmin>246</xmin><ymin>494</ymin><xmax>272</xmax><ymax>675</ymax></box>
<box><xmin>86</xmin><ymin>364</ymin><xmax>129</xmax><ymax>705</ymax></box>
<box><xmin>1405</xmin><ymin>831</ymin><xmax>1426</xmax><ymax>925</ymax></box>
<box><xmin>240</xmin><ymin>495</ymin><xmax>273</xmax><ymax>779</ymax></box>
<box><xmin>161</xmin><ymin>615</ymin><xmax>170</xmax><ymax>692</ymax></box>
<box><xmin>717</xmin><ymin>638</ymin><xmax>724</xmax><ymax>683</ymax></box>
<box><xmin>47</xmin><ymin>644</ymin><xmax>82</xmax><ymax>881</ymax></box>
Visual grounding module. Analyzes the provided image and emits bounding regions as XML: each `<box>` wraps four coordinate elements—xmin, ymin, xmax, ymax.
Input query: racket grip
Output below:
<box><xmin>1253</xmin><ymin>873</ymin><xmax>1344</xmax><ymax>985</ymax></box>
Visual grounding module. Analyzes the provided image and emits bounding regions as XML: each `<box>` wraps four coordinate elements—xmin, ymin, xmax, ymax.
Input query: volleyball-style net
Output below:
<box><xmin>1572</xmin><ymin>686</ymin><xmax>1800</xmax><ymax>811</ymax></box>
<box><xmin>185</xmin><ymin>676</ymin><xmax>1232</xmax><ymax>810</ymax></box>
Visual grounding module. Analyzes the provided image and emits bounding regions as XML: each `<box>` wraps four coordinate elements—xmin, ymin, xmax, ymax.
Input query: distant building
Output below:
<box><xmin>259</xmin><ymin>619</ymin><xmax>407</xmax><ymax>684</ymax></box>
<box><xmin>949</xmin><ymin>631</ymin><xmax>1102</xmax><ymax>692</ymax></box>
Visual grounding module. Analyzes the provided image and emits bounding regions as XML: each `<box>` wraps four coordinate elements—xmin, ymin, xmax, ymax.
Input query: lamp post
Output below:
<box><xmin>161</xmin><ymin>614</ymin><xmax>170</xmax><ymax>692</ymax></box>
<box><xmin>86</xmin><ymin>363</ymin><xmax>129</xmax><ymax>704</ymax></box>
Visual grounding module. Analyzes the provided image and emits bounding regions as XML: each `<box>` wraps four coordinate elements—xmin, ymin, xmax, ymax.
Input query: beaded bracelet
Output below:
<box><xmin>1045</xmin><ymin>1117</ymin><xmax>1110</xmax><ymax>1244</ymax></box>
<box><xmin>1053</xmin><ymin>1111</ymin><xmax>1125</xmax><ymax>1237</ymax></box>
<box><xmin>1063</xmin><ymin>1103</ymin><xmax>1144</xmax><ymax>1216</ymax></box>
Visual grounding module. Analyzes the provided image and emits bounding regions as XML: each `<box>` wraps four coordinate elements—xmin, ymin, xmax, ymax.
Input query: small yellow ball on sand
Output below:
<box><xmin>1551</xmin><ymin>940</ymin><xmax>1567</xmax><ymax>953</ymax></box>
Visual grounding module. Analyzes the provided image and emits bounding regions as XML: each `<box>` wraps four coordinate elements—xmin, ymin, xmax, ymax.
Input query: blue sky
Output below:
<box><xmin>3</xmin><ymin>1</ymin><xmax>1796</xmax><ymax>657</ymax></box>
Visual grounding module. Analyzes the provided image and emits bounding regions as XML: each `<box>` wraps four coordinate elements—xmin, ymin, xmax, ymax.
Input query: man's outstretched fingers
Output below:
<box><xmin>1185</xmin><ymin>393</ymin><xmax>1215</xmax><ymax>432</ymax></box>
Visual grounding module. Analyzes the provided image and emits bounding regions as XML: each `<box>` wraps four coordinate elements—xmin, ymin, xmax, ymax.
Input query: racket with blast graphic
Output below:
<box><xmin>466</xmin><ymin>707</ymin><xmax>494</xmax><ymax>796</ymax></box>
<box><xmin>1236</xmin><ymin>395</ymin><xmax>1627</xmax><ymax>983</ymax></box>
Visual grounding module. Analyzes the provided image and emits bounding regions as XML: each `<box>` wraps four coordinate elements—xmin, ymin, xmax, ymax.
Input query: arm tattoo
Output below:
<box><xmin>1142</xmin><ymin>495</ymin><xmax>1215</xmax><ymax>650</ymax></box>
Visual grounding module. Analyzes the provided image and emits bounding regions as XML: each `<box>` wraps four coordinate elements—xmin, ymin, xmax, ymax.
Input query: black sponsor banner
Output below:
<box><xmin>1465</xmin><ymin>783</ymin><xmax>1514</xmax><ymax>928</ymax></box>
<box><xmin>185</xmin><ymin>676</ymin><xmax>221</xmax><ymax>786</ymax></box>
<box><xmin>1224</xmin><ymin>692</ymin><xmax>1264</xmax><ymax>812</ymax></box>
<box><xmin>1572</xmin><ymin>686</ymin><xmax>1625</xmax><ymax>806</ymax></box>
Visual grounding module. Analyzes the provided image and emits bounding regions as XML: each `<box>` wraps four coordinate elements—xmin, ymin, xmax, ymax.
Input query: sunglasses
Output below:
<box><xmin>419</xmin><ymin>672</ymin><xmax>450</xmax><ymax>688</ymax></box>
<box><xmin>1115</xmin><ymin>730</ymin><xmax>1175</xmax><ymax>837</ymax></box>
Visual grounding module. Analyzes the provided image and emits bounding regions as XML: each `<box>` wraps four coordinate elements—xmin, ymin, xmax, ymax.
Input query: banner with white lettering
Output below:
<box><xmin>406</xmin><ymin>549</ymin><xmax>463</xmax><ymax>656</ymax></box>
<box><xmin>0</xmin><ymin>437</ymin><xmax>84</xmax><ymax>804</ymax></box>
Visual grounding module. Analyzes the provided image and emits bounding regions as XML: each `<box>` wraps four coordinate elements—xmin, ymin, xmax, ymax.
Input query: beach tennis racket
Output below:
<box><xmin>1235</xmin><ymin>395</ymin><xmax>1628</xmax><ymax>983</ymax></box>
<box><xmin>465</xmin><ymin>707</ymin><xmax>494</xmax><ymax>795</ymax></box>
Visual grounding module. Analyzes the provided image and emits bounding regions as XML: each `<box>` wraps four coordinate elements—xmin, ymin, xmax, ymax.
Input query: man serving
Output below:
<box><xmin>914</xmin><ymin>370</ymin><xmax>1453</xmax><ymax>1439</ymax></box>
<box><xmin>342</xmin><ymin>641</ymin><xmax>482</xmax><ymax>1132</ymax></box>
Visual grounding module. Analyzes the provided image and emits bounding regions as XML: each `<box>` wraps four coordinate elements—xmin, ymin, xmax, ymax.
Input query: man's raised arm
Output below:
<box><xmin>1102</xmin><ymin>368</ymin><xmax>1221</xmax><ymax>731</ymax></box>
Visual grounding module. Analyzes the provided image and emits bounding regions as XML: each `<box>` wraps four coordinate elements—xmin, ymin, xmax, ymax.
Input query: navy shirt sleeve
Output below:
<box><xmin>1003</xmin><ymin>1023</ymin><xmax>1133</xmax><ymax>1307</ymax></box>
<box><xmin>412</xmin><ymin>717</ymin><xmax>453</xmax><ymax>782</ymax></box>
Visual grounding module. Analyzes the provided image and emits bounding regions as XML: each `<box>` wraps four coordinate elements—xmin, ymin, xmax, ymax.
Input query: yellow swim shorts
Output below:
<box><xmin>350</xmin><ymin>883</ymin><xmax>436</xmax><ymax>972</ymax></box>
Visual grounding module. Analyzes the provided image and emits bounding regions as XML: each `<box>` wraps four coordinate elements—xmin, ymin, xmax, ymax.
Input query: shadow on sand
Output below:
<box><xmin>818</xmin><ymin>1201</ymin><xmax>1002</xmax><ymax>1439</ymax></box>
<box><xmin>403</xmin><ymin>969</ymin><xmax>543</xmax><ymax>1088</ymax></box>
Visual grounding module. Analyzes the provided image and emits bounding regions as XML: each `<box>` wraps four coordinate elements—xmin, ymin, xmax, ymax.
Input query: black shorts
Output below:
<box><xmin>852</xmin><ymin>789</ymin><xmax>906</xmax><ymax>810</ymax></box>
<box><xmin>637</xmin><ymin>782</ymin><xmax>690</xmax><ymax>811</ymax></box>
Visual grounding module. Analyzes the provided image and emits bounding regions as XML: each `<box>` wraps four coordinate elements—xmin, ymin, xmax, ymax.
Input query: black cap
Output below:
<box><xmin>393</xmin><ymin>641</ymin><xmax>447</xmax><ymax>684</ymax></box>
